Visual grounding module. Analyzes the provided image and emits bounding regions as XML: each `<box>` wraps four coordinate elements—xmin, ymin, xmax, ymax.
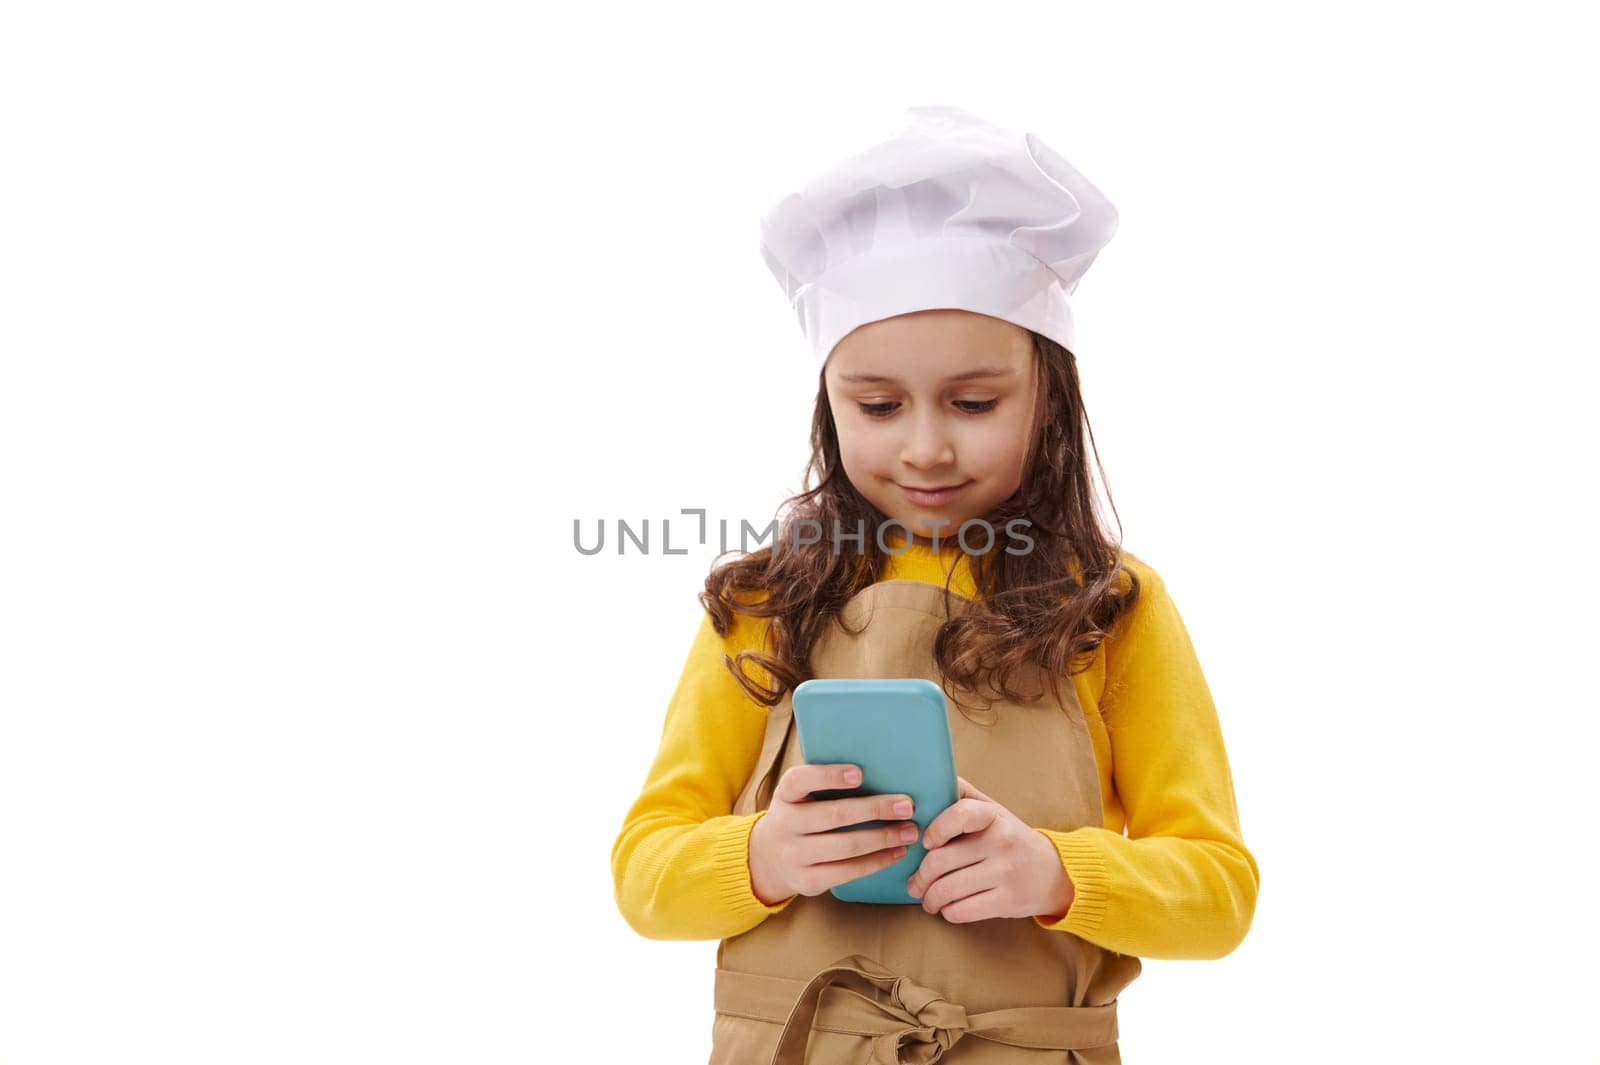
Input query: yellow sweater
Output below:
<box><xmin>611</xmin><ymin>539</ymin><xmax>1259</xmax><ymax>961</ymax></box>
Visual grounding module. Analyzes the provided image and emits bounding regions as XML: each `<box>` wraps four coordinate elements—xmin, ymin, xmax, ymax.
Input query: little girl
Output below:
<box><xmin>611</xmin><ymin>105</ymin><xmax>1259</xmax><ymax>1065</ymax></box>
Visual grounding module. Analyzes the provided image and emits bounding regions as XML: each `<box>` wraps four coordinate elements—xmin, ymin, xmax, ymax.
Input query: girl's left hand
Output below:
<box><xmin>905</xmin><ymin>775</ymin><xmax>1073</xmax><ymax>923</ymax></box>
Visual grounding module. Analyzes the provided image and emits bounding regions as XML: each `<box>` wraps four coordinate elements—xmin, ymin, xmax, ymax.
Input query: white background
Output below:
<box><xmin>3</xmin><ymin>2</ymin><xmax>1597</xmax><ymax>1062</ymax></box>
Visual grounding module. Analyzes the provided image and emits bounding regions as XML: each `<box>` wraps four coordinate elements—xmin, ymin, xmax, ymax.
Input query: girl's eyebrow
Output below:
<box><xmin>838</xmin><ymin>365</ymin><xmax>1017</xmax><ymax>384</ymax></box>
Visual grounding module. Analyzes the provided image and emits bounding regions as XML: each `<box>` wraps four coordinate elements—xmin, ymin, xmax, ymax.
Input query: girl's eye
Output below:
<box><xmin>855</xmin><ymin>399</ymin><xmax>999</xmax><ymax>418</ymax></box>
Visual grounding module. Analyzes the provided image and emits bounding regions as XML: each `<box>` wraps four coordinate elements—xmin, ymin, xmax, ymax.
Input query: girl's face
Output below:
<box><xmin>824</xmin><ymin>309</ymin><xmax>1039</xmax><ymax>546</ymax></box>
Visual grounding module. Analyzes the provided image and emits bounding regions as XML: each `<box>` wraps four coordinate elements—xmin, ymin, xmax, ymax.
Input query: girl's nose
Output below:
<box><xmin>900</xmin><ymin>414</ymin><xmax>956</xmax><ymax>469</ymax></box>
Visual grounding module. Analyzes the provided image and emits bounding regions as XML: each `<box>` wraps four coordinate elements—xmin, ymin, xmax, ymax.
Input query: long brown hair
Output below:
<box><xmin>699</xmin><ymin>330</ymin><xmax>1140</xmax><ymax>715</ymax></box>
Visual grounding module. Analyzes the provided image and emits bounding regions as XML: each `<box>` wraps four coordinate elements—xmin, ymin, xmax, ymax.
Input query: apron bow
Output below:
<box><xmin>863</xmin><ymin>968</ymin><xmax>970</xmax><ymax>1064</ymax></box>
<box><xmin>752</xmin><ymin>953</ymin><xmax>1117</xmax><ymax>1065</ymax></box>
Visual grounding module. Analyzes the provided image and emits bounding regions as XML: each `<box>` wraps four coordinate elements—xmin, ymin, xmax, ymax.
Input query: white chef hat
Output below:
<box><xmin>759</xmin><ymin>104</ymin><xmax>1119</xmax><ymax>372</ymax></box>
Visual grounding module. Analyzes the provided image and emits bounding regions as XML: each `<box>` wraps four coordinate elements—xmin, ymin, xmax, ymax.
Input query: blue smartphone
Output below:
<box><xmin>791</xmin><ymin>677</ymin><xmax>959</xmax><ymax>905</ymax></box>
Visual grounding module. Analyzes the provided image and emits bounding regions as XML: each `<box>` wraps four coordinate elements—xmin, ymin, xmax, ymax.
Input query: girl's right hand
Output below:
<box><xmin>747</xmin><ymin>762</ymin><xmax>920</xmax><ymax>906</ymax></box>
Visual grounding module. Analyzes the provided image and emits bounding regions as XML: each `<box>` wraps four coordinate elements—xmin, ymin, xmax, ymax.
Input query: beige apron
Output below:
<box><xmin>711</xmin><ymin>579</ymin><xmax>1142</xmax><ymax>1065</ymax></box>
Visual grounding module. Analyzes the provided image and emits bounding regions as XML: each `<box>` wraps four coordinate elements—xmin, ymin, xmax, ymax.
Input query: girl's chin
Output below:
<box><xmin>889</xmin><ymin>515</ymin><xmax>983</xmax><ymax>542</ymax></box>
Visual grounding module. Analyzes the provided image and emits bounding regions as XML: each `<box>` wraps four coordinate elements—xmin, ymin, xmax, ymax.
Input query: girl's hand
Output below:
<box><xmin>905</xmin><ymin>775</ymin><xmax>1074</xmax><ymax>923</ymax></box>
<box><xmin>747</xmin><ymin>762</ymin><xmax>922</xmax><ymax>906</ymax></box>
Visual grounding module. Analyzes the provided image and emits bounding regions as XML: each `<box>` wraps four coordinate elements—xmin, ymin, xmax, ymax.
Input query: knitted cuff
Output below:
<box><xmin>1032</xmin><ymin>827</ymin><xmax>1110</xmax><ymax>938</ymax></box>
<box><xmin>712</xmin><ymin>809</ymin><xmax>796</xmax><ymax>920</ymax></box>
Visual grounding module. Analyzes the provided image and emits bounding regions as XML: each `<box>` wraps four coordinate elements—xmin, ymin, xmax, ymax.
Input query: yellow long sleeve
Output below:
<box><xmin>1032</xmin><ymin>565</ymin><xmax>1260</xmax><ymax>959</ymax></box>
<box><xmin>609</xmin><ymin>605</ymin><xmax>796</xmax><ymax>940</ymax></box>
<box><xmin>612</xmin><ymin>547</ymin><xmax>1258</xmax><ymax>960</ymax></box>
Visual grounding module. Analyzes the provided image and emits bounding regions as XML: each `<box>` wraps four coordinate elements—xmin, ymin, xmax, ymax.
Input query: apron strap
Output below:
<box><xmin>742</xmin><ymin>699</ymin><xmax>793</xmax><ymax>815</ymax></box>
<box><xmin>716</xmin><ymin>954</ymin><xmax>1120</xmax><ymax>1064</ymax></box>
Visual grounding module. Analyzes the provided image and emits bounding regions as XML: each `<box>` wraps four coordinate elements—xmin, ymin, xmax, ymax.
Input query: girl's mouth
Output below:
<box><xmin>897</xmin><ymin>481</ymin><xmax>972</xmax><ymax>506</ymax></box>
